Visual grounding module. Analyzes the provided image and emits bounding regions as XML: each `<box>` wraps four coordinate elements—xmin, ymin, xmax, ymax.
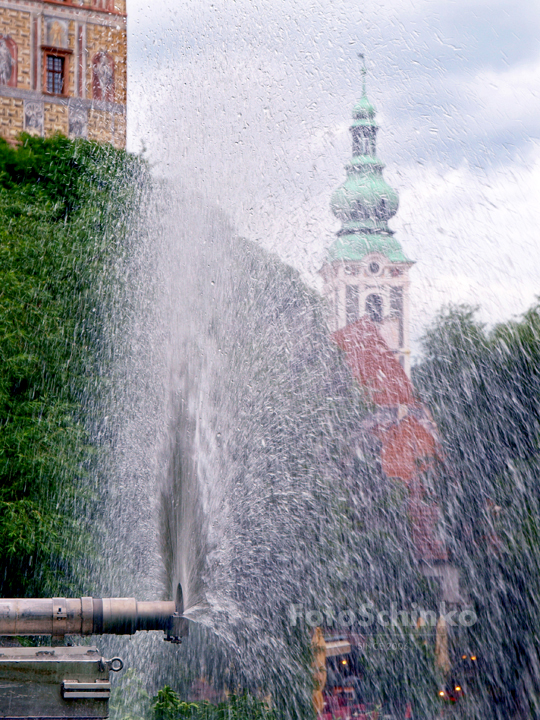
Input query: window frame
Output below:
<box><xmin>41</xmin><ymin>46</ymin><xmax>72</xmax><ymax>97</ymax></box>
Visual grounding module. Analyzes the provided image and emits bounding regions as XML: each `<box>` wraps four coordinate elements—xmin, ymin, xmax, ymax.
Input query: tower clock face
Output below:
<box><xmin>368</xmin><ymin>261</ymin><xmax>380</xmax><ymax>275</ymax></box>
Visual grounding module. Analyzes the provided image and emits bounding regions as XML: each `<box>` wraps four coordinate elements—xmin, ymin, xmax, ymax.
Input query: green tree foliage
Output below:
<box><xmin>414</xmin><ymin>302</ymin><xmax>540</xmax><ymax>718</ymax></box>
<box><xmin>0</xmin><ymin>133</ymin><xmax>146</xmax><ymax>596</ymax></box>
<box><xmin>152</xmin><ymin>689</ymin><xmax>275</xmax><ymax>720</ymax></box>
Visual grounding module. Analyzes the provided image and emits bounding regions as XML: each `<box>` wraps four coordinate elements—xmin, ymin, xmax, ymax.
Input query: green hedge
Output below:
<box><xmin>152</xmin><ymin>689</ymin><xmax>275</xmax><ymax>720</ymax></box>
<box><xmin>0</xmin><ymin>133</ymin><xmax>146</xmax><ymax>596</ymax></box>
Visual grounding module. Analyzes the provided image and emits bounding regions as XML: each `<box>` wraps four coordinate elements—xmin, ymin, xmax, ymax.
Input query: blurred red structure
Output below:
<box><xmin>333</xmin><ymin>317</ymin><xmax>447</xmax><ymax>562</ymax></box>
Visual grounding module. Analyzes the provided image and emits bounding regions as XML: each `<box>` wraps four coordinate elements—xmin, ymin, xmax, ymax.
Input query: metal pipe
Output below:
<box><xmin>0</xmin><ymin>585</ymin><xmax>188</xmax><ymax>643</ymax></box>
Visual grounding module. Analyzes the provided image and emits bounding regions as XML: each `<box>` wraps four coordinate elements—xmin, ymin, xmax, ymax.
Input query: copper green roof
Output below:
<box><xmin>328</xmin><ymin>71</ymin><xmax>411</xmax><ymax>265</ymax></box>
<box><xmin>328</xmin><ymin>233</ymin><xmax>411</xmax><ymax>263</ymax></box>
<box><xmin>330</xmin><ymin>164</ymin><xmax>399</xmax><ymax>226</ymax></box>
<box><xmin>352</xmin><ymin>95</ymin><xmax>376</xmax><ymax>120</ymax></box>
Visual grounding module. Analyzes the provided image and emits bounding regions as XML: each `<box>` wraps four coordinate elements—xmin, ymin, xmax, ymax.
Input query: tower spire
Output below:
<box><xmin>321</xmin><ymin>60</ymin><xmax>414</xmax><ymax>376</ymax></box>
<box><xmin>358</xmin><ymin>52</ymin><xmax>367</xmax><ymax>97</ymax></box>
<box><xmin>329</xmin><ymin>60</ymin><xmax>399</xmax><ymax>237</ymax></box>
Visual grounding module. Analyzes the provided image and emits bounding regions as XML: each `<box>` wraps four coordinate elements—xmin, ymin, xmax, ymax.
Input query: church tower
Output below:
<box><xmin>320</xmin><ymin>61</ymin><xmax>413</xmax><ymax>376</ymax></box>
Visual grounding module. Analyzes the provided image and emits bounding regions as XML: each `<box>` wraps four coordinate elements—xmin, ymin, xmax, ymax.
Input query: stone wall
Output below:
<box><xmin>0</xmin><ymin>95</ymin><xmax>23</xmax><ymax>139</ymax></box>
<box><xmin>43</xmin><ymin>100</ymin><xmax>68</xmax><ymax>136</ymax></box>
<box><xmin>0</xmin><ymin>0</ymin><xmax>126</xmax><ymax>147</ymax></box>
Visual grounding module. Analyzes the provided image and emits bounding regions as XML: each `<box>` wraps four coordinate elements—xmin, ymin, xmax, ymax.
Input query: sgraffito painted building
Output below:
<box><xmin>0</xmin><ymin>0</ymin><xmax>126</xmax><ymax>146</ymax></box>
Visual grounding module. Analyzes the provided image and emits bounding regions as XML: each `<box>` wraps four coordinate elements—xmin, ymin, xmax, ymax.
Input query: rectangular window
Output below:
<box><xmin>346</xmin><ymin>285</ymin><xmax>359</xmax><ymax>325</ymax></box>
<box><xmin>46</xmin><ymin>55</ymin><xmax>64</xmax><ymax>95</ymax></box>
<box><xmin>390</xmin><ymin>287</ymin><xmax>404</xmax><ymax>347</ymax></box>
<box><xmin>92</xmin><ymin>0</ymin><xmax>113</xmax><ymax>9</ymax></box>
<box><xmin>390</xmin><ymin>286</ymin><xmax>403</xmax><ymax>315</ymax></box>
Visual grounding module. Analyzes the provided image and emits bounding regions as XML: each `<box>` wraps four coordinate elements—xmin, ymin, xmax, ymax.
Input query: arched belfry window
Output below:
<box><xmin>353</xmin><ymin>130</ymin><xmax>371</xmax><ymax>156</ymax></box>
<box><xmin>366</xmin><ymin>294</ymin><xmax>383</xmax><ymax>323</ymax></box>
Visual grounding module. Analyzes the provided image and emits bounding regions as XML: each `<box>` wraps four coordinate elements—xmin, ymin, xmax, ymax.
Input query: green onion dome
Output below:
<box><xmin>330</xmin><ymin>90</ymin><xmax>399</xmax><ymax>235</ymax></box>
<box><xmin>330</xmin><ymin>158</ymin><xmax>399</xmax><ymax>232</ymax></box>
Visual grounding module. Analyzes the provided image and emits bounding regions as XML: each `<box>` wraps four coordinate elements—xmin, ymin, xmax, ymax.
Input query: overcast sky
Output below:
<box><xmin>125</xmin><ymin>0</ymin><xmax>540</xmax><ymax>354</ymax></box>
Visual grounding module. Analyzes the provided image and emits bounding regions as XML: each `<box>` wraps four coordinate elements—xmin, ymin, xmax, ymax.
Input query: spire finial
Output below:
<box><xmin>358</xmin><ymin>52</ymin><xmax>367</xmax><ymax>96</ymax></box>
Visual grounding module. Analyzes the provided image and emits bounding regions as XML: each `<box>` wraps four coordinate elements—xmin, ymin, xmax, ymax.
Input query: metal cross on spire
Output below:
<box><xmin>358</xmin><ymin>52</ymin><xmax>367</xmax><ymax>96</ymax></box>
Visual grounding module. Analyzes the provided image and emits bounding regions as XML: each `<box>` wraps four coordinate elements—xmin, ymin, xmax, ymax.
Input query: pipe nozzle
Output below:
<box><xmin>0</xmin><ymin>584</ymin><xmax>189</xmax><ymax>643</ymax></box>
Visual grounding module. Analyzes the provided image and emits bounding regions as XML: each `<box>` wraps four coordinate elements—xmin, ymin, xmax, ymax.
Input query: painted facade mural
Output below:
<box><xmin>0</xmin><ymin>0</ymin><xmax>126</xmax><ymax>147</ymax></box>
<box><xmin>0</xmin><ymin>35</ymin><xmax>17</xmax><ymax>87</ymax></box>
<box><xmin>69</xmin><ymin>106</ymin><xmax>88</xmax><ymax>138</ymax></box>
<box><xmin>92</xmin><ymin>51</ymin><xmax>114</xmax><ymax>102</ymax></box>
<box><xmin>24</xmin><ymin>101</ymin><xmax>44</xmax><ymax>134</ymax></box>
<box><xmin>46</xmin><ymin>18</ymin><xmax>69</xmax><ymax>48</ymax></box>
